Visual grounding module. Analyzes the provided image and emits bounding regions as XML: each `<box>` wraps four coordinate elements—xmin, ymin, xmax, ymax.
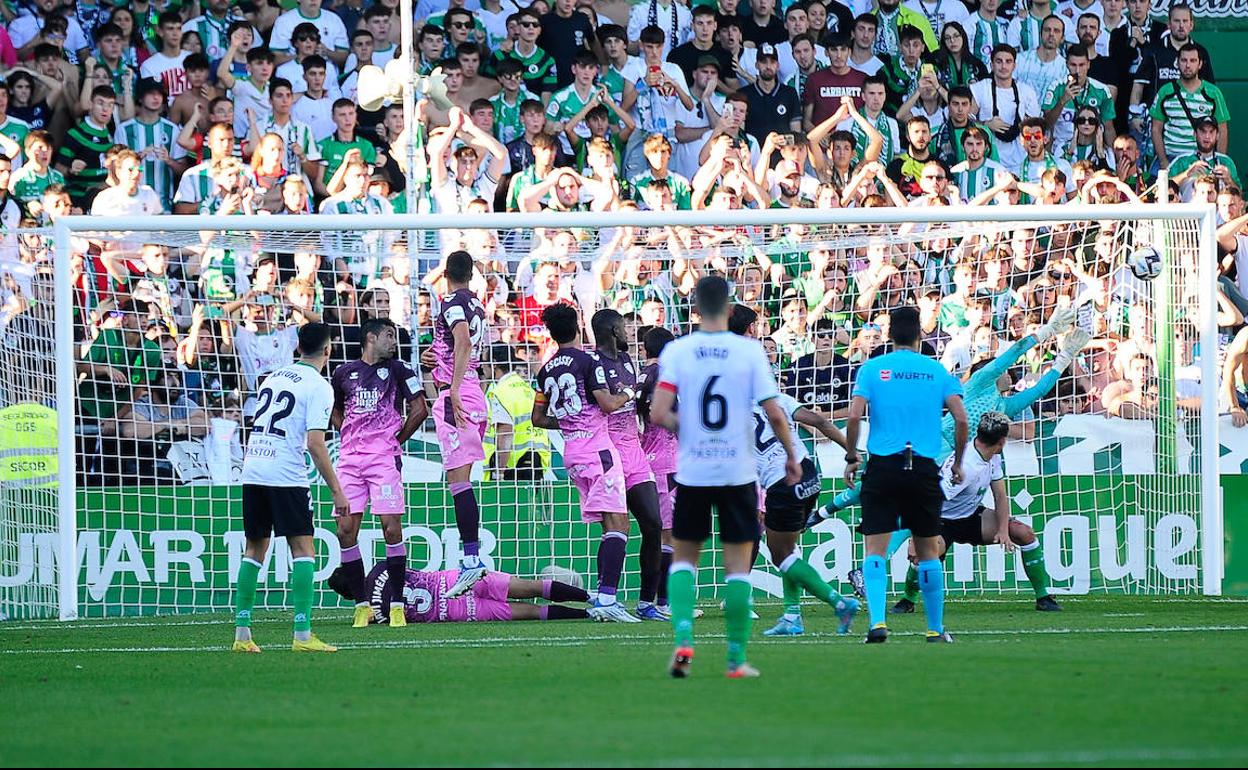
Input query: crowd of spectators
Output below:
<box><xmin>0</xmin><ymin>0</ymin><xmax>1240</xmax><ymax>485</ymax></box>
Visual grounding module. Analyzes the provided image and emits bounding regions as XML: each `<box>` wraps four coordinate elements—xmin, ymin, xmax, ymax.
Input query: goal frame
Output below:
<box><xmin>52</xmin><ymin>203</ymin><xmax>1223</xmax><ymax>619</ymax></box>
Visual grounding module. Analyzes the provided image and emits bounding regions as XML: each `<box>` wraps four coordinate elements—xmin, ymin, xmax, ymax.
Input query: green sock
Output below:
<box><xmin>723</xmin><ymin>576</ymin><xmax>753</xmax><ymax>668</ymax></box>
<box><xmin>668</xmin><ymin>565</ymin><xmax>697</xmax><ymax>648</ymax></box>
<box><xmin>1021</xmin><ymin>543</ymin><xmax>1050</xmax><ymax>598</ymax></box>
<box><xmin>291</xmin><ymin>557</ymin><xmax>315</xmax><ymax>636</ymax></box>
<box><xmin>781</xmin><ymin>571</ymin><xmax>802</xmax><ymax>617</ymax></box>
<box><xmin>234</xmin><ymin>557</ymin><xmax>260</xmax><ymax>630</ymax></box>
<box><xmin>904</xmin><ymin>564</ymin><xmax>920</xmax><ymax>603</ymax></box>
<box><xmin>782</xmin><ymin>556</ymin><xmax>846</xmax><ymax>608</ymax></box>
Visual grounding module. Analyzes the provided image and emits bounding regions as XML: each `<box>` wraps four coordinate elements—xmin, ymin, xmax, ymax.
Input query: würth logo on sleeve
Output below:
<box><xmin>880</xmin><ymin>369</ymin><xmax>892</xmax><ymax>381</ymax></box>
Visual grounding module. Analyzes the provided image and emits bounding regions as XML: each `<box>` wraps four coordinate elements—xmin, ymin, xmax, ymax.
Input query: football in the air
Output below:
<box><xmin>1129</xmin><ymin>246</ymin><xmax>1163</xmax><ymax>280</ymax></box>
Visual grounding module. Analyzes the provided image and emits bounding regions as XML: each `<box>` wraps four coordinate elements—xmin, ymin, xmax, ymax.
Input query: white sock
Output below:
<box><xmin>235</xmin><ymin>627</ymin><xmax>251</xmax><ymax>643</ymax></box>
<box><xmin>461</xmin><ymin>555</ymin><xmax>482</xmax><ymax>570</ymax></box>
<box><xmin>294</xmin><ymin>630</ymin><xmax>311</xmax><ymax>642</ymax></box>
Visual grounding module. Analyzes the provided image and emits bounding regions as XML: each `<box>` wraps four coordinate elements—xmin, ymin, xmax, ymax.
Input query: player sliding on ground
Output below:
<box><xmin>893</xmin><ymin>411</ymin><xmax>1059</xmax><ymax>611</ymax></box>
<box><xmin>233</xmin><ymin>322</ymin><xmax>350</xmax><ymax>653</ymax></box>
<box><xmin>328</xmin><ymin>563</ymin><xmax>592</xmax><ymax>623</ymax></box>
<box><xmin>533</xmin><ymin>303</ymin><xmax>640</xmax><ymax>622</ymax></box>
<box><xmin>431</xmin><ymin>251</ymin><xmax>492</xmax><ymax>599</ymax></box>
<box><xmin>590</xmin><ymin>310</ymin><xmax>665</xmax><ymax>620</ymax></box>
<box><xmin>812</xmin><ymin>306</ymin><xmax>1088</xmax><ymax>612</ymax></box>
<box><xmin>650</xmin><ymin>276</ymin><xmax>803</xmax><ymax>678</ymax></box>
<box><xmin>727</xmin><ymin>305</ymin><xmax>861</xmax><ymax>638</ymax></box>
<box><xmin>331</xmin><ymin>318</ymin><xmax>428</xmax><ymax>629</ymax></box>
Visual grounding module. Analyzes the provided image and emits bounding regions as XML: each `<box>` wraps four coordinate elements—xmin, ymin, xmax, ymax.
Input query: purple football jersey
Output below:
<box><xmin>431</xmin><ymin>288</ymin><xmax>485</xmax><ymax>387</ymax></box>
<box><xmin>638</xmin><ymin>361</ymin><xmax>678</xmax><ymax>473</ymax></box>
<box><xmin>592</xmin><ymin>349</ymin><xmax>642</xmax><ymax>440</ymax></box>
<box><xmin>536</xmin><ymin>347</ymin><xmax>614</xmax><ymax>462</ymax></box>
<box><xmin>332</xmin><ymin>359</ymin><xmax>421</xmax><ymax>457</ymax></box>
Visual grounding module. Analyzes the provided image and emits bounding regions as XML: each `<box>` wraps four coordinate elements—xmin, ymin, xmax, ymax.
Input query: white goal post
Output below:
<box><xmin>43</xmin><ymin>203</ymin><xmax>1222</xmax><ymax>621</ymax></box>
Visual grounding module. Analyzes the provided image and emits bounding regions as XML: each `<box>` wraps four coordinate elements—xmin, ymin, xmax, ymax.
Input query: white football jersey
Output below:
<box><xmin>241</xmin><ymin>362</ymin><xmax>334</xmax><ymax>487</ymax></box>
<box><xmin>939</xmin><ymin>444</ymin><xmax>1003</xmax><ymax>521</ymax></box>
<box><xmin>657</xmin><ymin>331</ymin><xmax>780</xmax><ymax>487</ymax></box>
<box><xmin>753</xmin><ymin>394</ymin><xmax>809</xmax><ymax>490</ymax></box>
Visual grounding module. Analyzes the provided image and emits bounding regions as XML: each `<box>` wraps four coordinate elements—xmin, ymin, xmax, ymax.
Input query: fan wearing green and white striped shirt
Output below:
<box><xmin>245</xmin><ymin>78</ymin><xmax>322</xmax><ymax>182</ymax></box>
<box><xmin>114</xmin><ymin>79</ymin><xmax>189</xmax><ymax>211</ymax></box>
<box><xmin>949</xmin><ymin>126</ymin><xmax>1007</xmax><ymax>201</ymax></box>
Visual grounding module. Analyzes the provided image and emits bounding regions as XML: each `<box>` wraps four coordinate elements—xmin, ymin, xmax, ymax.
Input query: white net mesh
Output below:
<box><xmin>0</xmin><ymin>208</ymin><xmax>1219</xmax><ymax>618</ymax></box>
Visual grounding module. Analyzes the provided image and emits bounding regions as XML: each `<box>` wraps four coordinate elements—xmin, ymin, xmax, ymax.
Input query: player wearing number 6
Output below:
<box><xmin>431</xmin><ymin>251</ymin><xmax>491</xmax><ymax>599</ymax></box>
<box><xmin>533</xmin><ymin>303</ymin><xmax>640</xmax><ymax>623</ymax></box>
<box><xmin>650</xmin><ymin>276</ymin><xmax>803</xmax><ymax>679</ymax></box>
<box><xmin>232</xmin><ymin>322</ymin><xmax>350</xmax><ymax>653</ymax></box>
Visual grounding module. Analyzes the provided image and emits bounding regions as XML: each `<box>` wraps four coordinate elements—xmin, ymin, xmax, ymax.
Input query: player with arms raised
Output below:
<box><xmin>650</xmin><ymin>276</ymin><xmax>802</xmax><ymax>679</ymax></box>
<box><xmin>726</xmin><ymin>305</ymin><xmax>860</xmax><ymax>638</ymax></box>
<box><xmin>331</xmin><ymin>317</ymin><xmax>429</xmax><ymax>629</ymax></box>
<box><xmin>431</xmin><ymin>251</ymin><xmax>491</xmax><ymax>598</ymax></box>
<box><xmin>232</xmin><ymin>322</ymin><xmax>349</xmax><ymax>653</ymax></box>
<box><xmin>590</xmin><ymin>309</ymin><xmax>665</xmax><ymax>620</ymax></box>
<box><xmin>532</xmin><ymin>303</ymin><xmax>640</xmax><ymax>623</ymax></box>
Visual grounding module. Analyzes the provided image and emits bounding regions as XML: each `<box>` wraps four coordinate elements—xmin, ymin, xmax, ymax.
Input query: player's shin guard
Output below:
<box><xmin>779</xmin><ymin>551</ymin><xmax>844</xmax><ymax>610</ymax></box>
<box><xmin>723</xmin><ymin>574</ymin><xmax>753</xmax><ymax>668</ymax></box>
<box><xmin>917</xmin><ymin>559</ymin><xmax>945</xmax><ymax>635</ymax></box>
<box><xmin>234</xmin><ymin>556</ymin><xmax>261</xmax><ymax>642</ymax></box>
<box><xmin>449</xmin><ymin>481</ymin><xmax>481</xmax><ymax>568</ymax></box>
<box><xmin>596</xmin><ymin>531</ymin><xmax>628</xmax><ymax>604</ymax></box>
<box><xmin>657</xmin><ymin>545</ymin><xmax>674</xmax><ymax>605</ymax></box>
<box><xmin>668</xmin><ymin>562</ymin><xmax>697</xmax><ymax>647</ymax></box>
<box><xmin>885</xmin><ymin>529</ymin><xmax>912</xmax><ymax>559</ymax></box>
<box><xmin>540</xmin><ymin>605</ymin><xmax>590</xmax><ymax>620</ymax></box>
<box><xmin>1020</xmin><ymin>540</ymin><xmax>1051</xmax><ymax>598</ymax></box>
<box><xmin>628</xmin><ymin>484</ymin><xmax>663</xmax><ymax>605</ymax></box>
<box><xmin>903</xmin><ymin>563</ymin><xmax>920</xmax><ymax>603</ymax></box>
<box><xmin>384</xmin><ymin>542</ymin><xmax>406</xmax><ymax>611</ymax></box>
<box><xmin>542</xmin><ymin>580</ymin><xmax>589</xmax><ymax>603</ymax></box>
<box><xmin>863</xmin><ymin>555</ymin><xmax>888</xmax><ymax>628</ymax></box>
<box><xmin>340</xmin><ymin>544</ymin><xmax>368</xmax><ymax>604</ymax></box>
<box><xmin>291</xmin><ymin>557</ymin><xmax>315</xmax><ymax>641</ymax></box>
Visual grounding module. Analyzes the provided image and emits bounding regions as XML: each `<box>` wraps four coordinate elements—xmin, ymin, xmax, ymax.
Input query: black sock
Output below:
<box><xmin>385</xmin><ymin>553</ymin><xmax>405</xmax><ymax>607</ymax></box>
<box><xmin>541</xmin><ymin>605</ymin><xmax>590</xmax><ymax>621</ymax></box>
<box><xmin>628</xmin><ymin>482</ymin><xmax>663</xmax><ymax>604</ymax></box>
<box><xmin>344</xmin><ymin>556</ymin><xmax>367</xmax><ymax>603</ymax></box>
<box><xmin>546</xmin><ymin>580</ymin><xmax>589</xmax><ymax>603</ymax></box>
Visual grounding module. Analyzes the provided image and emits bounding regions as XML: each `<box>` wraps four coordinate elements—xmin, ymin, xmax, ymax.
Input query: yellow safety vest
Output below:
<box><xmin>483</xmin><ymin>373</ymin><xmax>551</xmax><ymax>479</ymax></box>
<box><xmin>0</xmin><ymin>403</ymin><xmax>58</xmax><ymax>488</ymax></box>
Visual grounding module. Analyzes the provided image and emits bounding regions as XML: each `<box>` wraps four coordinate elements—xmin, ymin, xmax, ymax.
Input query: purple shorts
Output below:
<box><xmin>567</xmin><ymin>446</ymin><xmax>627</xmax><ymax>522</ymax></box>
<box><xmin>654</xmin><ymin>470</ymin><xmax>676</xmax><ymax>530</ymax></box>
<box><xmin>337</xmin><ymin>455</ymin><xmax>404</xmax><ymax>516</ymax></box>
<box><xmin>432</xmin><ymin>383</ymin><xmax>487</xmax><ymax>472</ymax></box>
<box><xmin>612</xmin><ymin>429</ymin><xmax>655</xmax><ymax>490</ymax></box>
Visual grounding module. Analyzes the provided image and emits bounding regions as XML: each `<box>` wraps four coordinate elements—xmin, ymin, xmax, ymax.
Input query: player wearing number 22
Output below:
<box><xmin>533</xmin><ymin>303</ymin><xmax>640</xmax><ymax>623</ymax></box>
<box><xmin>650</xmin><ymin>276</ymin><xmax>804</xmax><ymax>679</ymax></box>
<box><xmin>233</xmin><ymin>323</ymin><xmax>351</xmax><ymax>653</ymax></box>
<box><xmin>431</xmin><ymin>252</ymin><xmax>491</xmax><ymax>599</ymax></box>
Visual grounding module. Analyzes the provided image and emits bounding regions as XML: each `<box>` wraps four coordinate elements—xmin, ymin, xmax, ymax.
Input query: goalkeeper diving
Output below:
<box><xmin>810</xmin><ymin>305</ymin><xmax>1090</xmax><ymax>612</ymax></box>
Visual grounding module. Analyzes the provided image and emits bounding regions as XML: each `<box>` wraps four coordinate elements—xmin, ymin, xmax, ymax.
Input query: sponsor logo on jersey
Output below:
<box><xmin>880</xmin><ymin>369</ymin><xmax>891</xmax><ymax>381</ymax></box>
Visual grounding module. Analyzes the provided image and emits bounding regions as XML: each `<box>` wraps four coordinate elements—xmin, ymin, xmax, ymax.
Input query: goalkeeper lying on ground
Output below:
<box><xmin>328</xmin><ymin>564</ymin><xmax>590</xmax><ymax>623</ymax></box>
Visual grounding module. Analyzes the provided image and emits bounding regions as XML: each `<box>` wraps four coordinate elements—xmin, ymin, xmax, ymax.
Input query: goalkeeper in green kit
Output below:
<box><xmin>808</xmin><ymin>306</ymin><xmax>1090</xmax><ymax>614</ymax></box>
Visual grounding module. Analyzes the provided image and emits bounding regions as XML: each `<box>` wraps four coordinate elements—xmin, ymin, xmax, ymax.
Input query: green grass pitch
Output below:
<box><xmin>2</xmin><ymin>596</ymin><xmax>1246</xmax><ymax>767</ymax></box>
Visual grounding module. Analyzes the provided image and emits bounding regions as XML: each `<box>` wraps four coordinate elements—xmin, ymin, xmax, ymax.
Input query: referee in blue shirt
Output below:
<box><xmin>844</xmin><ymin>306</ymin><xmax>969</xmax><ymax>644</ymax></box>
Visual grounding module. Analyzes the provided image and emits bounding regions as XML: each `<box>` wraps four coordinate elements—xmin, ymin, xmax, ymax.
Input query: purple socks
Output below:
<box><xmin>597</xmin><ymin>531</ymin><xmax>628</xmax><ymax>599</ymax></box>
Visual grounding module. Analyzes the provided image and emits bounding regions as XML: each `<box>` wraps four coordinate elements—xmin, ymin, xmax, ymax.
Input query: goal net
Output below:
<box><xmin>2</xmin><ymin>205</ymin><xmax>1222</xmax><ymax>619</ymax></box>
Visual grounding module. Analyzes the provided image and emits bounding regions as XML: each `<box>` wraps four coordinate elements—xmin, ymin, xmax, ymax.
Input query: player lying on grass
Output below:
<box><xmin>726</xmin><ymin>305</ymin><xmax>861</xmax><ymax>638</ymax></box>
<box><xmin>327</xmin><ymin>563</ymin><xmax>592</xmax><ymax>623</ymax></box>
<box><xmin>810</xmin><ymin>306</ymin><xmax>1088</xmax><ymax>603</ymax></box>
<box><xmin>896</xmin><ymin>411</ymin><xmax>1060</xmax><ymax>612</ymax></box>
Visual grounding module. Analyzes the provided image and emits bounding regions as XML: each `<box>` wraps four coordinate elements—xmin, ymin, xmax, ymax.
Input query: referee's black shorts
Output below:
<box><xmin>858</xmin><ymin>453</ymin><xmax>943</xmax><ymax>538</ymax></box>
<box><xmin>242</xmin><ymin>484</ymin><xmax>315</xmax><ymax>541</ymax></box>
<box><xmin>673</xmin><ymin>482</ymin><xmax>760</xmax><ymax>544</ymax></box>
